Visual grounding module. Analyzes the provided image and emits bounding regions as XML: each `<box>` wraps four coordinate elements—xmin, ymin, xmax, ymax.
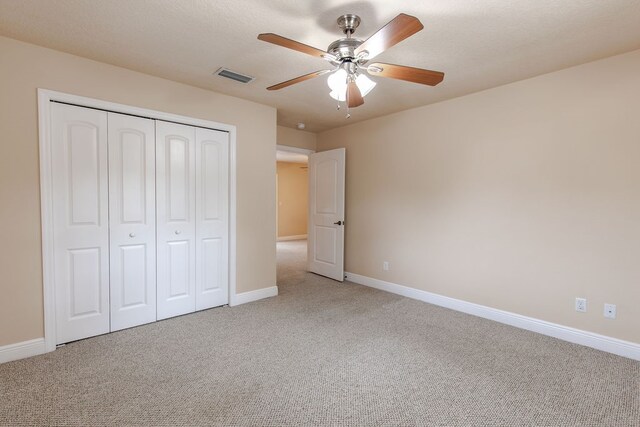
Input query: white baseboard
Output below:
<box><xmin>0</xmin><ymin>338</ymin><xmax>47</xmax><ymax>364</ymax></box>
<box><xmin>345</xmin><ymin>272</ymin><xmax>640</xmax><ymax>361</ymax></box>
<box><xmin>277</xmin><ymin>234</ymin><xmax>307</xmax><ymax>242</ymax></box>
<box><xmin>231</xmin><ymin>286</ymin><xmax>279</xmax><ymax>306</ymax></box>
<box><xmin>2</xmin><ymin>287</ymin><xmax>279</xmax><ymax>363</ymax></box>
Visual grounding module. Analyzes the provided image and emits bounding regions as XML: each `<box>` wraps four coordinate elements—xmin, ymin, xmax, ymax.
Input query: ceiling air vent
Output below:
<box><xmin>214</xmin><ymin>67</ymin><xmax>254</xmax><ymax>84</ymax></box>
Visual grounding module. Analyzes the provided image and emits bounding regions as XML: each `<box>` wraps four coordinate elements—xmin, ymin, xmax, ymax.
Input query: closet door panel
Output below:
<box><xmin>156</xmin><ymin>121</ymin><xmax>196</xmax><ymax>320</ymax></box>
<box><xmin>108</xmin><ymin>113</ymin><xmax>156</xmax><ymax>331</ymax></box>
<box><xmin>119</xmin><ymin>245</ymin><xmax>147</xmax><ymax>305</ymax></box>
<box><xmin>51</xmin><ymin>103</ymin><xmax>110</xmax><ymax>344</ymax></box>
<box><xmin>168</xmin><ymin>240</ymin><xmax>190</xmax><ymax>296</ymax></box>
<box><xmin>195</xmin><ymin>128</ymin><xmax>229</xmax><ymax>310</ymax></box>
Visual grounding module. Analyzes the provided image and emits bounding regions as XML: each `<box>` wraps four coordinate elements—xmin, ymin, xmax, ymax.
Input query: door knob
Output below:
<box><xmin>334</xmin><ymin>221</ymin><xmax>343</xmax><ymax>226</ymax></box>
<box><xmin>175</xmin><ymin>230</ymin><xmax>181</xmax><ymax>235</ymax></box>
<box><xmin>129</xmin><ymin>233</ymin><xmax>136</xmax><ymax>238</ymax></box>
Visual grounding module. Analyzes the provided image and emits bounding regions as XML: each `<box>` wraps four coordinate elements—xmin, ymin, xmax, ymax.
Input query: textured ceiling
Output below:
<box><xmin>1</xmin><ymin>0</ymin><xmax>640</xmax><ymax>132</ymax></box>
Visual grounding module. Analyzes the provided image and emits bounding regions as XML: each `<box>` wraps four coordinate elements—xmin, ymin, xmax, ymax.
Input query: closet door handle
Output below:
<box><xmin>334</xmin><ymin>221</ymin><xmax>343</xmax><ymax>226</ymax></box>
<box><xmin>174</xmin><ymin>230</ymin><xmax>182</xmax><ymax>235</ymax></box>
<box><xmin>129</xmin><ymin>232</ymin><xmax>136</xmax><ymax>238</ymax></box>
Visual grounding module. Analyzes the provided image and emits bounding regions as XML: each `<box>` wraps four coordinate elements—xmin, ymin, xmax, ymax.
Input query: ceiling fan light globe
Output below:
<box><xmin>327</xmin><ymin>68</ymin><xmax>348</xmax><ymax>92</ymax></box>
<box><xmin>356</xmin><ymin>74</ymin><xmax>376</xmax><ymax>97</ymax></box>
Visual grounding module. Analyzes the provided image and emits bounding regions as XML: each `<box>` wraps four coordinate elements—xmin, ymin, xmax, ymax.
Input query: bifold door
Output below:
<box><xmin>108</xmin><ymin>113</ymin><xmax>157</xmax><ymax>331</ymax></box>
<box><xmin>51</xmin><ymin>104</ymin><xmax>231</xmax><ymax>344</ymax></box>
<box><xmin>195</xmin><ymin>128</ymin><xmax>230</xmax><ymax>310</ymax></box>
<box><xmin>51</xmin><ymin>103</ymin><xmax>111</xmax><ymax>344</ymax></box>
<box><xmin>155</xmin><ymin>121</ymin><xmax>197</xmax><ymax>320</ymax></box>
<box><xmin>155</xmin><ymin>123</ymin><xmax>231</xmax><ymax>318</ymax></box>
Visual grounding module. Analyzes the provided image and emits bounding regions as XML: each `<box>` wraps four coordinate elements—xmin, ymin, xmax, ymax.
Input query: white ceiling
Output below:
<box><xmin>1</xmin><ymin>0</ymin><xmax>640</xmax><ymax>132</ymax></box>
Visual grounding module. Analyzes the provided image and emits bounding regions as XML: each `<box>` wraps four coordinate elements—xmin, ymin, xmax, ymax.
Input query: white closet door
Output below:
<box><xmin>108</xmin><ymin>113</ymin><xmax>156</xmax><ymax>331</ymax></box>
<box><xmin>156</xmin><ymin>121</ymin><xmax>196</xmax><ymax>320</ymax></box>
<box><xmin>195</xmin><ymin>128</ymin><xmax>229</xmax><ymax>310</ymax></box>
<box><xmin>51</xmin><ymin>103</ymin><xmax>110</xmax><ymax>344</ymax></box>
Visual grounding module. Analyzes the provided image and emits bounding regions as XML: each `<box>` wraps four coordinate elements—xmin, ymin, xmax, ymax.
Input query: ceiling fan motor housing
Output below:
<box><xmin>327</xmin><ymin>38</ymin><xmax>363</xmax><ymax>62</ymax></box>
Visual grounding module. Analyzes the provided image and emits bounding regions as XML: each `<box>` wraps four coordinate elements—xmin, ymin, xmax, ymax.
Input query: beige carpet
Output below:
<box><xmin>1</xmin><ymin>240</ymin><xmax>639</xmax><ymax>426</ymax></box>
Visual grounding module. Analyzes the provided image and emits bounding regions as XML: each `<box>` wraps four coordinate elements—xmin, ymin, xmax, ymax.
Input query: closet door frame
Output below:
<box><xmin>38</xmin><ymin>89</ymin><xmax>237</xmax><ymax>353</ymax></box>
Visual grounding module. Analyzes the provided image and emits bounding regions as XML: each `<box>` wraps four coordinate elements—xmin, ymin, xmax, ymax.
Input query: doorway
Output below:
<box><xmin>275</xmin><ymin>145</ymin><xmax>313</xmax><ymax>280</ymax></box>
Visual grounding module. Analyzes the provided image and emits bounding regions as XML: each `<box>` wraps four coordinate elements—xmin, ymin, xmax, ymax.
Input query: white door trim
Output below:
<box><xmin>38</xmin><ymin>88</ymin><xmax>237</xmax><ymax>353</ymax></box>
<box><xmin>276</xmin><ymin>144</ymin><xmax>315</xmax><ymax>156</ymax></box>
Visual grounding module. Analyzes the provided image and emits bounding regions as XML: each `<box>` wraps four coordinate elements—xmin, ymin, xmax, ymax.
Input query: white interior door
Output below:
<box><xmin>51</xmin><ymin>103</ymin><xmax>110</xmax><ymax>344</ymax></box>
<box><xmin>156</xmin><ymin>121</ymin><xmax>196</xmax><ymax>320</ymax></box>
<box><xmin>108</xmin><ymin>112</ymin><xmax>157</xmax><ymax>331</ymax></box>
<box><xmin>195</xmin><ymin>128</ymin><xmax>229</xmax><ymax>310</ymax></box>
<box><xmin>308</xmin><ymin>148</ymin><xmax>346</xmax><ymax>281</ymax></box>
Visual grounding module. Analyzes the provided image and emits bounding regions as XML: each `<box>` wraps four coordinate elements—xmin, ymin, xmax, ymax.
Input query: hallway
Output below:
<box><xmin>276</xmin><ymin>239</ymin><xmax>308</xmax><ymax>284</ymax></box>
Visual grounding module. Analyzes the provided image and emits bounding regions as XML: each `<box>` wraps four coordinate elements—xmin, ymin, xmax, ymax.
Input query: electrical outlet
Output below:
<box><xmin>383</xmin><ymin>261</ymin><xmax>389</xmax><ymax>271</ymax></box>
<box><xmin>575</xmin><ymin>297</ymin><xmax>587</xmax><ymax>313</ymax></box>
<box><xmin>604</xmin><ymin>303</ymin><xmax>616</xmax><ymax>319</ymax></box>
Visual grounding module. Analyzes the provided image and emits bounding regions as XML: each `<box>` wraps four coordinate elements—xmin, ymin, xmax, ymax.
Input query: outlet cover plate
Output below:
<box><xmin>575</xmin><ymin>297</ymin><xmax>587</xmax><ymax>312</ymax></box>
<box><xmin>604</xmin><ymin>303</ymin><xmax>616</xmax><ymax>319</ymax></box>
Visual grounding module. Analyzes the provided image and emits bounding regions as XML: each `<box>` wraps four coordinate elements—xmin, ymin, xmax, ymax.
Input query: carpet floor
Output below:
<box><xmin>1</xmin><ymin>240</ymin><xmax>639</xmax><ymax>426</ymax></box>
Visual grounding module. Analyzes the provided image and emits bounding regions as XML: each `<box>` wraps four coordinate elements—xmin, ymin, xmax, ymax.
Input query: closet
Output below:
<box><xmin>50</xmin><ymin>102</ymin><xmax>229</xmax><ymax>344</ymax></box>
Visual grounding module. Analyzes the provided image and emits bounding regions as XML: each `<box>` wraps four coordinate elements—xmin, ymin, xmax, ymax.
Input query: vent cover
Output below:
<box><xmin>214</xmin><ymin>67</ymin><xmax>254</xmax><ymax>84</ymax></box>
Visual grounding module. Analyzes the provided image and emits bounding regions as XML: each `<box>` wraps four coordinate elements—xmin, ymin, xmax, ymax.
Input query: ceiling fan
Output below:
<box><xmin>257</xmin><ymin>13</ymin><xmax>444</xmax><ymax>114</ymax></box>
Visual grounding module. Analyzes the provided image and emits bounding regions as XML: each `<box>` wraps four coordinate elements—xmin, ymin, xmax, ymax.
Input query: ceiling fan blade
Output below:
<box><xmin>355</xmin><ymin>14</ymin><xmax>424</xmax><ymax>61</ymax></box>
<box><xmin>347</xmin><ymin>80</ymin><xmax>364</xmax><ymax>108</ymax></box>
<box><xmin>367</xmin><ymin>62</ymin><xmax>444</xmax><ymax>86</ymax></box>
<box><xmin>258</xmin><ymin>33</ymin><xmax>335</xmax><ymax>61</ymax></box>
<box><xmin>267</xmin><ymin>70</ymin><xmax>331</xmax><ymax>91</ymax></box>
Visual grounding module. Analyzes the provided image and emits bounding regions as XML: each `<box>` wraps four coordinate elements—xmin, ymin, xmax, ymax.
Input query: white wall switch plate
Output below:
<box><xmin>604</xmin><ymin>303</ymin><xmax>616</xmax><ymax>319</ymax></box>
<box><xmin>575</xmin><ymin>297</ymin><xmax>587</xmax><ymax>312</ymax></box>
<box><xmin>383</xmin><ymin>261</ymin><xmax>389</xmax><ymax>271</ymax></box>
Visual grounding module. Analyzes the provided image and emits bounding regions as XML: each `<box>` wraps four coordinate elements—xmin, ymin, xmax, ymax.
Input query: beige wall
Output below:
<box><xmin>318</xmin><ymin>49</ymin><xmax>640</xmax><ymax>344</ymax></box>
<box><xmin>0</xmin><ymin>36</ymin><xmax>277</xmax><ymax>347</ymax></box>
<box><xmin>277</xmin><ymin>125</ymin><xmax>316</xmax><ymax>151</ymax></box>
<box><xmin>277</xmin><ymin>162</ymin><xmax>308</xmax><ymax>238</ymax></box>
